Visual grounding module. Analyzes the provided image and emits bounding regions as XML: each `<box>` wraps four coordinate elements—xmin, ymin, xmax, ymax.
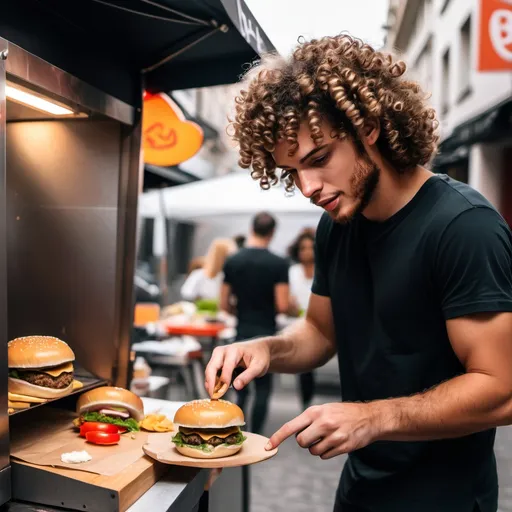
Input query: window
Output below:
<box><xmin>458</xmin><ymin>16</ymin><xmax>472</xmax><ymax>102</ymax></box>
<box><xmin>415</xmin><ymin>39</ymin><xmax>433</xmax><ymax>94</ymax></box>
<box><xmin>441</xmin><ymin>48</ymin><xmax>450</xmax><ymax>116</ymax></box>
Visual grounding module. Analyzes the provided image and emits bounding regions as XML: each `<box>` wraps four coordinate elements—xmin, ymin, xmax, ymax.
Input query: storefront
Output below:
<box><xmin>0</xmin><ymin>1</ymin><xmax>274</xmax><ymax>510</ymax></box>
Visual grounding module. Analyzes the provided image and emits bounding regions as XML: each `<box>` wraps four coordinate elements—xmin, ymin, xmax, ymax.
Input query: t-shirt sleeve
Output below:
<box><xmin>434</xmin><ymin>207</ymin><xmax>512</xmax><ymax>319</ymax></box>
<box><xmin>311</xmin><ymin>214</ymin><xmax>330</xmax><ymax>297</ymax></box>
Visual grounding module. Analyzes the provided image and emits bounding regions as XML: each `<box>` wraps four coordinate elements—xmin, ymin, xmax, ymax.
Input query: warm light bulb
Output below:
<box><xmin>6</xmin><ymin>85</ymin><xmax>74</xmax><ymax>116</ymax></box>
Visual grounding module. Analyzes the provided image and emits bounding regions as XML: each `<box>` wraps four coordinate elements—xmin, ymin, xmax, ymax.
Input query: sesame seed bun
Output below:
<box><xmin>173</xmin><ymin>399</ymin><xmax>245</xmax><ymax>429</ymax></box>
<box><xmin>76</xmin><ymin>386</ymin><xmax>144</xmax><ymax>422</ymax></box>
<box><xmin>174</xmin><ymin>443</ymin><xmax>243</xmax><ymax>459</ymax></box>
<box><xmin>8</xmin><ymin>336</ymin><xmax>75</xmax><ymax>369</ymax></box>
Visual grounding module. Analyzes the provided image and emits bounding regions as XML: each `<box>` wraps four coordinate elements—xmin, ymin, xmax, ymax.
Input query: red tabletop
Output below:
<box><xmin>164</xmin><ymin>322</ymin><xmax>226</xmax><ymax>337</ymax></box>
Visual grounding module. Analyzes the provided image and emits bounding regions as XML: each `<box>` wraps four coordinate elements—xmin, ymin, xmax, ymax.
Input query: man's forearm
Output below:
<box><xmin>372</xmin><ymin>372</ymin><xmax>512</xmax><ymax>442</ymax></box>
<box><xmin>265</xmin><ymin>318</ymin><xmax>336</xmax><ymax>374</ymax></box>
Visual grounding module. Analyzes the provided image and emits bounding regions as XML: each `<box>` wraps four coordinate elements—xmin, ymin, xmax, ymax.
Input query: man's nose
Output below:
<box><xmin>297</xmin><ymin>170</ymin><xmax>322</xmax><ymax>199</ymax></box>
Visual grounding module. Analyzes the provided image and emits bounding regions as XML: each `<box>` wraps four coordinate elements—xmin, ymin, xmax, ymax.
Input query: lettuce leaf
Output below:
<box><xmin>8</xmin><ymin>370</ymin><xmax>19</xmax><ymax>379</ymax></box>
<box><xmin>171</xmin><ymin>431</ymin><xmax>247</xmax><ymax>453</ymax></box>
<box><xmin>82</xmin><ymin>412</ymin><xmax>140</xmax><ymax>432</ymax></box>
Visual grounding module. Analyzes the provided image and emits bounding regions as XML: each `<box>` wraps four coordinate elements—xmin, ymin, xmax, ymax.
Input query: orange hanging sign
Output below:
<box><xmin>142</xmin><ymin>92</ymin><xmax>204</xmax><ymax>166</ymax></box>
<box><xmin>478</xmin><ymin>0</ymin><xmax>512</xmax><ymax>71</ymax></box>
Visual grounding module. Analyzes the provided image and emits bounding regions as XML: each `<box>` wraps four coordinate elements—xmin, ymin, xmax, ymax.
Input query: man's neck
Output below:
<box><xmin>363</xmin><ymin>165</ymin><xmax>434</xmax><ymax>222</ymax></box>
<box><xmin>247</xmin><ymin>235</ymin><xmax>271</xmax><ymax>249</ymax></box>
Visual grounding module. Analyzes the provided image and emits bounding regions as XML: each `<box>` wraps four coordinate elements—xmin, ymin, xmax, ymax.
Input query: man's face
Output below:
<box><xmin>273</xmin><ymin>121</ymin><xmax>379</xmax><ymax>224</ymax></box>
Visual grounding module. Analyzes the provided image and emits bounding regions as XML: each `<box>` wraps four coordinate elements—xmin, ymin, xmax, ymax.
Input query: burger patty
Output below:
<box><xmin>180</xmin><ymin>433</ymin><xmax>240</xmax><ymax>446</ymax></box>
<box><xmin>15</xmin><ymin>371</ymin><xmax>73</xmax><ymax>389</ymax></box>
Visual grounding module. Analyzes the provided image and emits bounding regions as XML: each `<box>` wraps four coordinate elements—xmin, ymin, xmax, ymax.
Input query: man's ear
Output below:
<box><xmin>362</xmin><ymin>118</ymin><xmax>380</xmax><ymax>146</ymax></box>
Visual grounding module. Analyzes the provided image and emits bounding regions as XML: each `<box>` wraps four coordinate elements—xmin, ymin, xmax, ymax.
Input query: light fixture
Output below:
<box><xmin>6</xmin><ymin>84</ymin><xmax>75</xmax><ymax>116</ymax></box>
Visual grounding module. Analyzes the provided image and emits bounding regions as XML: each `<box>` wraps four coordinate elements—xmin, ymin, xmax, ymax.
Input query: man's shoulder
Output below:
<box><xmin>432</xmin><ymin>174</ymin><xmax>496</xmax><ymax>211</ymax></box>
<box><xmin>424</xmin><ymin>175</ymin><xmax>504</xmax><ymax>231</ymax></box>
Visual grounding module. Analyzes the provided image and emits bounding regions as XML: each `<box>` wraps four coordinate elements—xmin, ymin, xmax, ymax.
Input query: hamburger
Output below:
<box><xmin>74</xmin><ymin>386</ymin><xmax>144</xmax><ymax>432</ymax></box>
<box><xmin>8</xmin><ymin>336</ymin><xmax>75</xmax><ymax>399</ymax></box>
<box><xmin>172</xmin><ymin>399</ymin><xmax>247</xmax><ymax>459</ymax></box>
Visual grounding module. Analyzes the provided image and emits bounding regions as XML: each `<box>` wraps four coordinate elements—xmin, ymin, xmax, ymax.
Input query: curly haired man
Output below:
<box><xmin>205</xmin><ymin>35</ymin><xmax>512</xmax><ymax>512</ymax></box>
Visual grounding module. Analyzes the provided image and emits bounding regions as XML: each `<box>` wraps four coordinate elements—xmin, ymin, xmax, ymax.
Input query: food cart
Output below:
<box><xmin>0</xmin><ymin>1</ymin><xmax>274</xmax><ymax>510</ymax></box>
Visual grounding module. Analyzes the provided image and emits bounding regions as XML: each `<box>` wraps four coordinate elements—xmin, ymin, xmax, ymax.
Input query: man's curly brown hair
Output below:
<box><xmin>230</xmin><ymin>34</ymin><xmax>439</xmax><ymax>191</ymax></box>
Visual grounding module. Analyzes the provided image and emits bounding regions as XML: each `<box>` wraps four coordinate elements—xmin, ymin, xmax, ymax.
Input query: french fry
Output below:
<box><xmin>140</xmin><ymin>413</ymin><xmax>174</xmax><ymax>432</ymax></box>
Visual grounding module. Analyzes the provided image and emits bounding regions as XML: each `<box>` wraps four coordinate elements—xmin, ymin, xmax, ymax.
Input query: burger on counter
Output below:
<box><xmin>8</xmin><ymin>336</ymin><xmax>75</xmax><ymax>399</ymax></box>
<box><xmin>74</xmin><ymin>386</ymin><xmax>144</xmax><ymax>432</ymax></box>
<box><xmin>172</xmin><ymin>399</ymin><xmax>247</xmax><ymax>459</ymax></box>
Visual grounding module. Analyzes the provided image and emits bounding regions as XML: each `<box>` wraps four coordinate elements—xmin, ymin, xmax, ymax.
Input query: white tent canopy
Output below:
<box><xmin>138</xmin><ymin>171</ymin><xmax>323</xmax><ymax>257</ymax></box>
<box><xmin>138</xmin><ymin>171</ymin><xmax>320</xmax><ymax>219</ymax></box>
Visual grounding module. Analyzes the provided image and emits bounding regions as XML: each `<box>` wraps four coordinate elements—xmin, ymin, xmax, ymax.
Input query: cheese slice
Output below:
<box><xmin>8</xmin><ymin>400</ymin><xmax>30</xmax><ymax>409</ymax></box>
<box><xmin>8</xmin><ymin>392</ymin><xmax>47</xmax><ymax>403</ymax></box>
<box><xmin>40</xmin><ymin>362</ymin><xmax>74</xmax><ymax>377</ymax></box>
<box><xmin>180</xmin><ymin>426</ymin><xmax>240</xmax><ymax>440</ymax></box>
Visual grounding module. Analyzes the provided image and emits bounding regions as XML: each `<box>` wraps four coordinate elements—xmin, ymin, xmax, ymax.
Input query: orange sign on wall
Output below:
<box><xmin>142</xmin><ymin>92</ymin><xmax>204</xmax><ymax>167</ymax></box>
<box><xmin>478</xmin><ymin>0</ymin><xmax>512</xmax><ymax>71</ymax></box>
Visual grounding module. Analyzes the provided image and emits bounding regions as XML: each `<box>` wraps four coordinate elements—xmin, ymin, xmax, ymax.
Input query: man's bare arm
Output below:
<box><xmin>219</xmin><ymin>283</ymin><xmax>235</xmax><ymax>315</ymax></box>
<box><xmin>372</xmin><ymin>312</ymin><xmax>512</xmax><ymax>441</ymax></box>
<box><xmin>267</xmin><ymin>293</ymin><xmax>337</xmax><ymax>374</ymax></box>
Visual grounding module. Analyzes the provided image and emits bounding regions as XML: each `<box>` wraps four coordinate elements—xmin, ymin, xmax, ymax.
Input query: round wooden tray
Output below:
<box><xmin>142</xmin><ymin>431</ymin><xmax>278</xmax><ymax>469</ymax></box>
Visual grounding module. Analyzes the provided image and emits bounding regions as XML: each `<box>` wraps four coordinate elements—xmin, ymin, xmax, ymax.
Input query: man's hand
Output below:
<box><xmin>204</xmin><ymin>339</ymin><xmax>271</xmax><ymax>397</ymax></box>
<box><xmin>265</xmin><ymin>402</ymin><xmax>382</xmax><ymax>459</ymax></box>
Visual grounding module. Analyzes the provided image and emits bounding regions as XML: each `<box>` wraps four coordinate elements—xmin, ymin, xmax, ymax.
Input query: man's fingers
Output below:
<box><xmin>219</xmin><ymin>349</ymin><xmax>241</xmax><ymax>392</ymax></box>
<box><xmin>265</xmin><ymin>413</ymin><xmax>311</xmax><ymax>450</ymax></box>
<box><xmin>233</xmin><ymin>362</ymin><xmax>265</xmax><ymax>391</ymax></box>
<box><xmin>204</xmin><ymin>348</ymin><xmax>226</xmax><ymax>397</ymax></box>
<box><xmin>320</xmin><ymin>445</ymin><xmax>348</xmax><ymax>460</ymax></box>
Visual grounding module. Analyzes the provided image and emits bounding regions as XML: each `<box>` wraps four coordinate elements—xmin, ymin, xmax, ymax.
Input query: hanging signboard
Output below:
<box><xmin>220</xmin><ymin>0</ymin><xmax>275</xmax><ymax>55</ymax></box>
<box><xmin>142</xmin><ymin>93</ymin><xmax>204</xmax><ymax>167</ymax></box>
<box><xmin>478</xmin><ymin>0</ymin><xmax>512</xmax><ymax>71</ymax></box>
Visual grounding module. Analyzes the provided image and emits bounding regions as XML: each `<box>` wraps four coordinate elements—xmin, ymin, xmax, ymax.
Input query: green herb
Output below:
<box><xmin>9</xmin><ymin>370</ymin><xmax>20</xmax><ymax>379</ymax></box>
<box><xmin>82</xmin><ymin>412</ymin><xmax>140</xmax><ymax>432</ymax></box>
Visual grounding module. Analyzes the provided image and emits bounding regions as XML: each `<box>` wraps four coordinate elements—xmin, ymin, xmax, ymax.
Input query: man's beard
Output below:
<box><xmin>333</xmin><ymin>156</ymin><xmax>380</xmax><ymax>225</ymax></box>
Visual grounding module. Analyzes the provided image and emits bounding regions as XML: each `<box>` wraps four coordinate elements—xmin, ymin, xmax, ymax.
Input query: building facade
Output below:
<box><xmin>385</xmin><ymin>0</ymin><xmax>512</xmax><ymax>225</ymax></box>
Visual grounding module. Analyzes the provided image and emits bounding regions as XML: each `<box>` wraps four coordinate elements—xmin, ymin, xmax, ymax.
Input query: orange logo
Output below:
<box><xmin>142</xmin><ymin>93</ymin><xmax>203</xmax><ymax>166</ymax></box>
<box><xmin>478</xmin><ymin>0</ymin><xmax>512</xmax><ymax>71</ymax></box>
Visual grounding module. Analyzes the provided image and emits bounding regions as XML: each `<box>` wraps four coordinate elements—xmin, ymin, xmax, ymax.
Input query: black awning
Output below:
<box><xmin>0</xmin><ymin>0</ymin><xmax>275</xmax><ymax>106</ymax></box>
<box><xmin>433</xmin><ymin>97</ymin><xmax>512</xmax><ymax>169</ymax></box>
<box><xmin>143</xmin><ymin>164</ymin><xmax>200</xmax><ymax>191</ymax></box>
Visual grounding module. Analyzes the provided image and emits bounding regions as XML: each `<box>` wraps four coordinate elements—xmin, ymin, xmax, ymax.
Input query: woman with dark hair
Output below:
<box><xmin>288</xmin><ymin>229</ymin><xmax>316</xmax><ymax>409</ymax></box>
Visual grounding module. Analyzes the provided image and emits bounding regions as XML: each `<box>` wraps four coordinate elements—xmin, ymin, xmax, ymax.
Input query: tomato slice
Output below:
<box><xmin>85</xmin><ymin>431</ymin><xmax>120</xmax><ymax>445</ymax></box>
<box><xmin>80</xmin><ymin>422</ymin><xmax>119</xmax><ymax>438</ymax></box>
<box><xmin>117</xmin><ymin>427</ymin><xmax>128</xmax><ymax>434</ymax></box>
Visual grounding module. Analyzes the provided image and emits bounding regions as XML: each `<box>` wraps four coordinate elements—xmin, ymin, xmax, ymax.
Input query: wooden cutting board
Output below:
<box><xmin>9</xmin><ymin>407</ymin><xmax>181</xmax><ymax>511</ymax></box>
<box><xmin>143</xmin><ymin>431</ymin><xmax>278</xmax><ymax>469</ymax></box>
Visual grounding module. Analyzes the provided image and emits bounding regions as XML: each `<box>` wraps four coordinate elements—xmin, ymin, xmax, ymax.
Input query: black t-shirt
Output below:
<box><xmin>224</xmin><ymin>247</ymin><xmax>289</xmax><ymax>339</ymax></box>
<box><xmin>313</xmin><ymin>175</ymin><xmax>512</xmax><ymax>512</ymax></box>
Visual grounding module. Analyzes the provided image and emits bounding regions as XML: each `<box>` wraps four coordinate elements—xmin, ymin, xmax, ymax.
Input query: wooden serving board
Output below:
<box><xmin>143</xmin><ymin>431</ymin><xmax>278</xmax><ymax>469</ymax></box>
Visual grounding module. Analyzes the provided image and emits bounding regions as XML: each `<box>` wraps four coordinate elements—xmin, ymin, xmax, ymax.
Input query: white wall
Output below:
<box><xmin>388</xmin><ymin>0</ymin><xmax>512</xmax><ymax>142</ymax></box>
<box><xmin>469</xmin><ymin>143</ymin><xmax>504</xmax><ymax>210</ymax></box>
<box><xmin>432</xmin><ymin>0</ymin><xmax>512</xmax><ymax>140</ymax></box>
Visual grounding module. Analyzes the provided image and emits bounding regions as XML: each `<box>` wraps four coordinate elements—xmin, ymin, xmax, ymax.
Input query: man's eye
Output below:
<box><xmin>313</xmin><ymin>154</ymin><xmax>329</xmax><ymax>166</ymax></box>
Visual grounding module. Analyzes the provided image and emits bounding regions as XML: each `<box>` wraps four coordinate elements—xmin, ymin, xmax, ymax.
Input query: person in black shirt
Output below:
<box><xmin>221</xmin><ymin>212</ymin><xmax>289</xmax><ymax>434</ymax></box>
<box><xmin>205</xmin><ymin>34</ymin><xmax>512</xmax><ymax>512</ymax></box>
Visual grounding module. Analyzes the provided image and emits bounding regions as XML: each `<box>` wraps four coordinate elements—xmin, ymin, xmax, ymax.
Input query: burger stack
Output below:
<box><xmin>8</xmin><ymin>335</ymin><xmax>76</xmax><ymax>412</ymax></box>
